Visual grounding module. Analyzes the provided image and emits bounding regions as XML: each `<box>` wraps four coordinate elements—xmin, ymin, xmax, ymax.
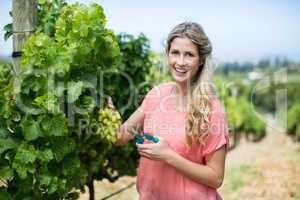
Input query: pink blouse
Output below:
<box><xmin>136</xmin><ymin>82</ymin><xmax>229</xmax><ymax>200</ymax></box>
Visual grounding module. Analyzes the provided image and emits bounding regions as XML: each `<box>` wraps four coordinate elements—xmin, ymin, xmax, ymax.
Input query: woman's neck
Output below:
<box><xmin>171</xmin><ymin>82</ymin><xmax>190</xmax><ymax>111</ymax></box>
<box><xmin>173</xmin><ymin>82</ymin><xmax>189</xmax><ymax>98</ymax></box>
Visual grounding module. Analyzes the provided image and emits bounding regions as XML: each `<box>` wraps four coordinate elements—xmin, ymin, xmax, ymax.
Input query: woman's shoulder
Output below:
<box><xmin>146</xmin><ymin>81</ymin><xmax>175</xmax><ymax>96</ymax></box>
<box><xmin>140</xmin><ymin>82</ymin><xmax>175</xmax><ymax>112</ymax></box>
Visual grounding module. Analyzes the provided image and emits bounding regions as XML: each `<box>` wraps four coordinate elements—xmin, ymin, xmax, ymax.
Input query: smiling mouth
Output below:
<box><xmin>174</xmin><ymin>67</ymin><xmax>188</xmax><ymax>73</ymax></box>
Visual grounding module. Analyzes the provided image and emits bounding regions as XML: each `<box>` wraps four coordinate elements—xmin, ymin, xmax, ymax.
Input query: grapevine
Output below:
<box><xmin>0</xmin><ymin>1</ymin><xmax>153</xmax><ymax>199</ymax></box>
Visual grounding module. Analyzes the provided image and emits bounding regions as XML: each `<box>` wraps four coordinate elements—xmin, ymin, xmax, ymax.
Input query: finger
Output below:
<box><xmin>138</xmin><ymin>148</ymin><xmax>152</xmax><ymax>155</ymax></box>
<box><xmin>139</xmin><ymin>151</ymin><xmax>159</xmax><ymax>161</ymax></box>
<box><xmin>116</xmin><ymin>128</ymin><xmax>122</xmax><ymax>140</ymax></box>
<box><xmin>108</xmin><ymin>104</ymin><xmax>115</xmax><ymax>110</ymax></box>
<box><xmin>108</xmin><ymin>96</ymin><xmax>112</xmax><ymax>103</ymax></box>
<box><xmin>139</xmin><ymin>153</ymin><xmax>151</xmax><ymax>159</ymax></box>
<box><xmin>137</xmin><ymin>148</ymin><xmax>149</xmax><ymax>156</ymax></box>
<box><xmin>107</xmin><ymin>96</ymin><xmax>115</xmax><ymax>110</ymax></box>
<box><xmin>137</xmin><ymin>143</ymin><xmax>157</xmax><ymax>147</ymax></box>
<box><xmin>136</xmin><ymin>143</ymin><xmax>155</xmax><ymax>150</ymax></box>
<box><xmin>138</xmin><ymin>150</ymin><xmax>153</xmax><ymax>159</ymax></box>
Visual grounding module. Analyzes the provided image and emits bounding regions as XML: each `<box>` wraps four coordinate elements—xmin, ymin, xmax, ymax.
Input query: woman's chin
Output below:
<box><xmin>171</xmin><ymin>72</ymin><xmax>190</xmax><ymax>83</ymax></box>
<box><xmin>172</xmin><ymin>77</ymin><xmax>190</xmax><ymax>85</ymax></box>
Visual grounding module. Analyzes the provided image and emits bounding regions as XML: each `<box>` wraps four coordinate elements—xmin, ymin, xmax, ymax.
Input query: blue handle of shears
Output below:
<box><xmin>135</xmin><ymin>133</ymin><xmax>159</xmax><ymax>144</ymax></box>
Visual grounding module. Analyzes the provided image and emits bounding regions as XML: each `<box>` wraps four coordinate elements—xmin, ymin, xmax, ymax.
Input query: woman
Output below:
<box><xmin>111</xmin><ymin>22</ymin><xmax>229</xmax><ymax>200</ymax></box>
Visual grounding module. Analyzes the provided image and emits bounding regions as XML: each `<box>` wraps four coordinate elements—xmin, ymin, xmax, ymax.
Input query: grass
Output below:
<box><xmin>220</xmin><ymin>164</ymin><xmax>263</xmax><ymax>199</ymax></box>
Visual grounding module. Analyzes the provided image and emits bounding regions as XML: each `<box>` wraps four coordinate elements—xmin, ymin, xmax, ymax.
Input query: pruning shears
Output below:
<box><xmin>135</xmin><ymin>132</ymin><xmax>159</xmax><ymax>144</ymax></box>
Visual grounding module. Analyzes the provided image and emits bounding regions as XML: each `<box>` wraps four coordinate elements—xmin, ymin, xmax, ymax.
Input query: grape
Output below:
<box><xmin>97</xmin><ymin>108</ymin><xmax>121</xmax><ymax>143</ymax></box>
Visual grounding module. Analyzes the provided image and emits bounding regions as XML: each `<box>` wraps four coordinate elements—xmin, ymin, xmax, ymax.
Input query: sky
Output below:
<box><xmin>0</xmin><ymin>0</ymin><xmax>300</xmax><ymax>63</ymax></box>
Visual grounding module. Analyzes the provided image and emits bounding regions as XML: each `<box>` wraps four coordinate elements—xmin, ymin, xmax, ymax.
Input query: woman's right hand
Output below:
<box><xmin>115</xmin><ymin>124</ymin><xmax>134</xmax><ymax>146</ymax></box>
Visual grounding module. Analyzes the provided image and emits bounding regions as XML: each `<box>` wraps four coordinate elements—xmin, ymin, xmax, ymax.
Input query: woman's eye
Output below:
<box><xmin>187</xmin><ymin>52</ymin><xmax>194</xmax><ymax>57</ymax></box>
<box><xmin>171</xmin><ymin>51</ymin><xmax>179</xmax><ymax>55</ymax></box>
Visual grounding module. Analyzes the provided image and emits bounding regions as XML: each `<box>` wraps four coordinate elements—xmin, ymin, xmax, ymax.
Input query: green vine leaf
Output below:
<box><xmin>50</xmin><ymin>137</ymin><xmax>76</xmax><ymax>162</ymax></box>
<box><xmin>21</xmin><ymin>117</ymin><xmax>42</xmax><ymax>141</ymax></box>
<box><xmin>67</xmin><ymin>81</ymin><xmax>83</xmax><ymax>103</ymax></box>
<box><xmin>40</xmin><ymin>113</ymin><xmax>68</xmax><ymax>137</ymax></box>
<box><xmin>3</xmin><ymin>23</ymin><xmax>12</xmax><ymax>41</ymax></box>
<box><xmin>0</xmin><ymin>137</ymin><xmax>18</xmax><ymax>154</ymax></box>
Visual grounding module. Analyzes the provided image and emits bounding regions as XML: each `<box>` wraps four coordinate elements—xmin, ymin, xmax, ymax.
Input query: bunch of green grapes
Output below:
<box><xmin>97</xmin><ymin>108</ymin><xmax>121</xmax><ymax>143</ymax></box>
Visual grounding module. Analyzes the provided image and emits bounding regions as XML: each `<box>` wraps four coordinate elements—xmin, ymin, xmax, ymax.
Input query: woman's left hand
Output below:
<box><xmin>136</xmin><ymin>136</ymin><xmax>175</xmax><ymax>162</ymax></box>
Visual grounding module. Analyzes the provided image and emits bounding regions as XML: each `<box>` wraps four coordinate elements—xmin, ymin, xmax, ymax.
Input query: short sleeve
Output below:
<box><xmin>137</xmin><ymin>85</ymin><xmax>162</xmax><ymax>115</ymax></box>
<box><xmin>202</xmin><ymin>99</ymin><xmax>230</xmax><ymax>163</ymax></box>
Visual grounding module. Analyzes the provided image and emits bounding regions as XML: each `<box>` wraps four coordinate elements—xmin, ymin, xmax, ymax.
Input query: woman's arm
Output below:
<box><xmin>165</xmin><ymin>145</ymin><xmax>226</xmax><ymax>189</ymax></box>
<box><xmin>115</xmin><ymin>108</ymin><xmax>145</xmax><ymax>146</ymax></box>
<box><xmin>137</xmin><ymin>140</ymin><xmax>226</xmax><ymax>189</ymax></box>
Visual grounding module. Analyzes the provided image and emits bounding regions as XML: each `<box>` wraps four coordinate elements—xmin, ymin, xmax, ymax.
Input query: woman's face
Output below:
<box><xmin>167</xmin><ymin>37</ymin><xmax>202</xmax><ymax>84</ymax></box>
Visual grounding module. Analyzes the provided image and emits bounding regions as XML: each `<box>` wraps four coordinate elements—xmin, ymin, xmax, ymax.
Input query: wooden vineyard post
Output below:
<box><xmin>12</xmin><ymin>0</ymin><xmax>37</xmax><ymax>74</ymax></box>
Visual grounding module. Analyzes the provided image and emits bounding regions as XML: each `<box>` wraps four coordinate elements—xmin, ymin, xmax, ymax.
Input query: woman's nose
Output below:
<box><xmin>176</xmin><ymin>55</ymin><xmax>186</xmax><ymax>66</ymax></box>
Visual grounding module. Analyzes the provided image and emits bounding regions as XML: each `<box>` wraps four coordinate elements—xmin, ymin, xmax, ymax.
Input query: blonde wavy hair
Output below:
<box><xmin>166</xmin><ymin>22</ymin><xmax>215</xmax><ymax>149</ymax></box>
